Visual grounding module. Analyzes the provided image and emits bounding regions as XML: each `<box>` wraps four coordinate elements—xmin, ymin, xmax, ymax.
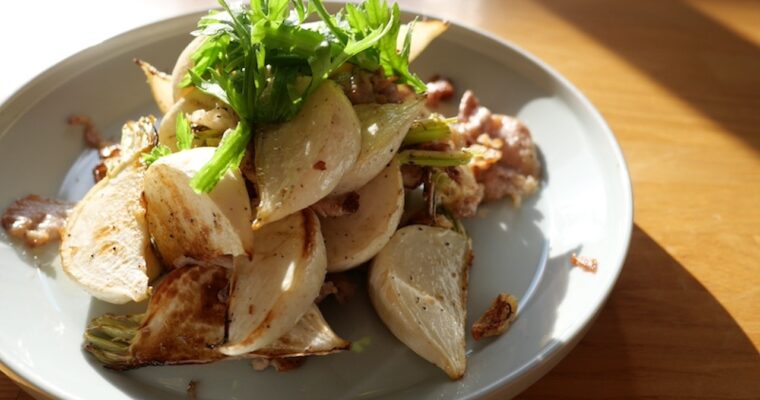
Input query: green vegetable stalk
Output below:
<box><xmin>396</xmin><ymin>149</ymin><xmax>472</xmax><ymax>167</ymax></box>
<box><xmin>83</xmin><ymin>314</ymin><xmax>143</xmax><ymax>369</ymax></box>
<box><xmin>402</xmin><ymin>116</ymin><xmax>457</xmax><ymax>146</ymax></box>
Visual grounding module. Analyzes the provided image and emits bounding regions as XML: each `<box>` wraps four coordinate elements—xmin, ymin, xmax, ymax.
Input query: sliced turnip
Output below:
<box><xmin>369</xmin><ymin>225</ymin><xmax>472</xmax><ymax>380</ymax></box>
<box><xmin>61</xmin><ymin>121</ymin><xmax>160</xmax><ymax>304</ymax></box>
<box><xmin>254</xmin><ymin>81</ymin><xmax>361</xmax><ymax>228</ymax></box>
<box><xmin>222</xmin><ymin>209</ymin><xmax>327</xmax><ymax>355</ymax></box>
<box><xmin>331</xmin><ymin>98</ymin><xmax>425</xmax><ymax>195</ymax></box>
<box><xmin>143</xmin><ymin>147</ymin><xmax>254</xmax><ymax>268</ymax></box>
<box><xmin>322</xmin><ymin>159</ymin><xmax>404</xmax><ymax>272</ymax></box>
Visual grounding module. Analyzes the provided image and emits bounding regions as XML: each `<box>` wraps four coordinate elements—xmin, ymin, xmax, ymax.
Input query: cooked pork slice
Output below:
<box><xmin>456</xmin><ymin>91</ymin><xmax>541</xmax><ymax>204</ymax></box>
<box><xmin>471</xmin><ymin>293</ymin><xmax>518</xmax><ymax>340</ymax></box>
<box><xmin>1</xmin><ymin>195</ymin><xmax>72</xmax><ymax>247</ymax></box>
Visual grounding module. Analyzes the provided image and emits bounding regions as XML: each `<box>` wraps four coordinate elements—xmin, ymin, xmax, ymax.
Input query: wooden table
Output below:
<box><xmin>2</xmin><ymin>0</ymin><xmax>759</xmax><ymax>398</ymax></box>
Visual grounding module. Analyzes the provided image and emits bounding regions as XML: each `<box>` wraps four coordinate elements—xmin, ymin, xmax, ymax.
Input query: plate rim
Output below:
<box><xmin>0</xmin><ymin>5</ymin><xmax>634</xmax><ymax>400</ymax></box>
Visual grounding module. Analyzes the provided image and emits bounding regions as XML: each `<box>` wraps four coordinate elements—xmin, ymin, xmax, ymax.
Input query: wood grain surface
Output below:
<box><xmin>2</xmin><ymin>0</ymin><xmax>759</xmax><ymax>398</ymax></box>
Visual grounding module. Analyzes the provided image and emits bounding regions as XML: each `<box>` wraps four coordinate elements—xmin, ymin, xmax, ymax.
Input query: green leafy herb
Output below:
<box><xmin>175</xmin><ymin>112</ymin><xmax>194</xmax><ymax>151</ymax></box>
<box><xmin>142</xmin><ymin>145</ymin><xmax>172</xmax><ymax>166</ymax></box>
<box><xmin>184</xmin><ymin>0</ymin><xmax>425</xmax><ymax>192</ymax></box>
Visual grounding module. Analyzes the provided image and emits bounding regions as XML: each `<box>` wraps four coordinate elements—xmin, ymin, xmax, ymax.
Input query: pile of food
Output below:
<box><xmin>1</xmin><ymin>0</ymin><xmax>541</xmax><ymax>380</ymax></box>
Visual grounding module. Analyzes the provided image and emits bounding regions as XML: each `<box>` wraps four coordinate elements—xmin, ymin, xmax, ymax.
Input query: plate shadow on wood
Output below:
<box><xmin>520</xmin><ymin>224</ymin><xmax>760</xmax><ymax>398</ymax></box>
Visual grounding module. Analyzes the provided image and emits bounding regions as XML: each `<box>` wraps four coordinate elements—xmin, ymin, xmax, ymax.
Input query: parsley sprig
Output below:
<box><xmin>182</xmin><ymin>0</ymin><xmax>425</xmax><ymax>193</ymax></box>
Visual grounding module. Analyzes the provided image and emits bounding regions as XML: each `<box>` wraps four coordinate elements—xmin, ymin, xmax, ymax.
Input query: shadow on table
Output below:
<box><xmin>520</xmin><ymin>224</ymin><xmax>760</xmax><ymax>398</ymax></box>
<box><xmin>536</xmin><ymin>0</ymin><xmax>760</xmax><ymax>153</ymax></box>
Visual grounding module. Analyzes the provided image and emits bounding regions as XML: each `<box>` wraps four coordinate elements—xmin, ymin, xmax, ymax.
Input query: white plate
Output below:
<box><xmin>0</xmin><ymin>8</ymin><xmax>632</xmax><ymax>400</ymax></box>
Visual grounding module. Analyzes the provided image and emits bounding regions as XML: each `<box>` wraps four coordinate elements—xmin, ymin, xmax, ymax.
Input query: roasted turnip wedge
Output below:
<box><xmin>369</xmin><ymin>225</ymin><xmax>473</xmax><ymax>379</ymax></box>
<box><xmin>143</xmin><ymin>147</ymin><xmax>254</xmax><ymax>268</ymax></box>
<box><xmin>61</xmin><ymin>119</ymin><xmax>160</xmax><ymax>304</ymax></box>
<box><xmin>254</xmin><ymin>81</ymin><xmax>361</xmax><ymax>227</ymax></box>
<box><xmin>399</xmin><ymin>20</ymin><xmax>450</xmax><ymax>62</ymax></box>
<box><xmin>322</xmin><ymin>159</ymin><xmax>404</xmax><ymax>272</ymax></box>
<box><xmin>222</xmin><ymin>209</ymin><xmax>327</xmax><ymax>355</ymax></box>
<box><xmin>171</xmin><ymin>36</ymin><xmax>206</xmax><ymax>102</ymax></box>
<box><xmin>84</xmin><ymin>265</ymin><xmax>348</xmax><ymax>369</ymax></box>
<box><xmin>134</xmin><ymin>59</ymin><xmax>173</xmax><ymax>114</ymax></box>
<box><xmin>254</xmin><ymin>304</ymin><xmax>350</xmax><ymax>358</ymax></box>
<box><xmin>331</xmin><ymin>98</ymin><xmax>425</xmax><ymax>195</ymax></box>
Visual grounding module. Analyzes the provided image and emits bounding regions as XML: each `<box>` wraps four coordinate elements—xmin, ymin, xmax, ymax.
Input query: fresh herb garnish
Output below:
<box><xmin>142</xmin><ymin>145</ymin><xmax>172</xmax><ymax>166</ymax></box>
<box><xmin>184</xmin><ymin>0</ymin><xmax>425</xmax><ymax>193</ymax></box>
<box><xmin>175</xmin><ymin>112</ymin><xmax>194</xmax><ymax>151</ymax></box>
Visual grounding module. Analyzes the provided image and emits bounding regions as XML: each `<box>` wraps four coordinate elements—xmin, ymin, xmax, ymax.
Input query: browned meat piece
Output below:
<box><xmin>471</xmin><ymin>293</ymin><xmax>518</xmax><ymax>340</ymax></box>
<box><xmin>1</xmin><ymin>195</ymin><xmax>72</xmax><ymax>247</ymax></box>
<box><xmin>456</xmin><ymin>91</ymin><xmax>541</xmax><ymax>204</ymax></box>
<box><xmin>316</xmin><ymin>281</ymin><xmax>338</xmax><ymax>304</ymax></box>
<box><xmin>570</xmin><ymin>253</ymin><xmax>598</xmax><ymax>273</ymax></box>
<box><xmin>251</xmin><ymin>357</ymin><xmax>307</xmax><ymax>372</ymax></box>
<box><xmin>425</xmin><ymin>76</ymin><xmax>455</xmax><ymax>108</ymax></box>
<box><xmin>401</xmin><ymin>164</ymin><xmax>424</xmax><ymax>189</ymax></box>
<box><xmin>335</xmin><ymin>67</ymin><xmax>411</xmax><ymax>105</ymax></box>
<box><xmin>310</xmin><ymin>192</ymin><xmax>360</xmax><ymax>218</ymax></box>
<box><xmin>68</xmin><ymin>115</ymin><xmax>124</xmax><ymax>182</ymax></box>
<box><xmin>435</xmin><ymin>166</ymin><xmax>484</xmax><ymax>219</ymax></box>
<box><xmin>93</xmin><ymin>145</ymin><xmax>121</xmax><ymax>182</ymax></box>
<box><xmin>328</xmin><ymin>272</ymin><xmax>359</xmax><ymax>304</ymax></box>
<box><xmin>317</xmin><ymin>273</ymin><xmax>359</xmax><ymax>304</ymax></box>
<box><xmin>68</xmin><ymin>115</ymin><xmax>108</xmax><ymax>149</ymax></box>
<box><xmin>271</xmin><ymin>357</ymin><xmax>307</xmax><ymax>372</ymax></box>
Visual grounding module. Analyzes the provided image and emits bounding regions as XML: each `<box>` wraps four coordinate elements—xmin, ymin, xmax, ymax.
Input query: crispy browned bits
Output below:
<box><xmin>425</xmin><ymin>75</ymin><xmax>455</xmax><ymax>108</ymax></box>
<box><xmin>310</xmin><ymin>192</ymin><xmax>360</xmax><ymax>218</ymax></box>
<box><xmin>570</xmin><ymin>253</ymin><xmax>599</xmax><ymax>273</ymax></box>
<box><xmin>471</xmin><ymin>293</ymin><xmax>518</xmax><ymax>341</ymax></box>
<box><xmin>250</xmin><ymin>357</ymin><xmax>307</xmax><ymax>372</ymax></box>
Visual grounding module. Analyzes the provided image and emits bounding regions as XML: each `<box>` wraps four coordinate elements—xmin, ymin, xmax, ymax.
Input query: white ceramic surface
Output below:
<box><xmin>0</xmin><ymin>9</ymin><xmax>632</xmax><ymax>400</ymax></box>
